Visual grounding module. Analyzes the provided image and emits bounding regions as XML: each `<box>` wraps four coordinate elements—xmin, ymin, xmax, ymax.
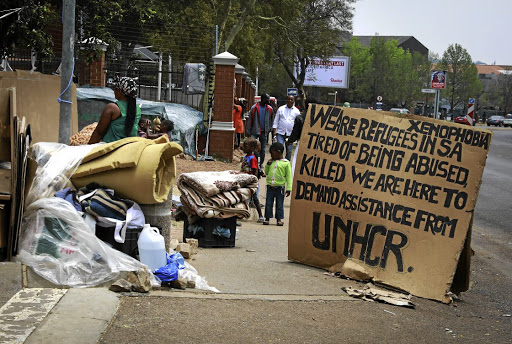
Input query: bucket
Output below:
<box><xmin>137</xmin><ymin>224</ymin><xmax>167</xmax><ymax>271</ymax></box>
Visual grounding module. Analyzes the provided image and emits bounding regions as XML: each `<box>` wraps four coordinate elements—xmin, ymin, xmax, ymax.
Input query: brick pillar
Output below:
<box><xmin>235</xmin><ymin>64</ymin><xmax>245</xmax><ymax>99</ymax></box>
<box><xmin>83</xmin><ymin>40</ymin><xmax>108</xmax><ymax>87</ymax></box>
<box><xmin>88</xmin><ymin>51</ymin><xmax>106</xmax><ymax>86</ymax></box>
<box><xmin>250</xmin><ymin>82</ymin><xmax>256</xmax><ymax>106</ymax></box>
<box><xmin>242</xmin><ymin>72</ymin><xmax>248</xmax><ymax>102</ymax></box>
<box><xmin>210</xmin><ymin>51</ymin><xmax>239</xmax><ymax>161</ymax></box>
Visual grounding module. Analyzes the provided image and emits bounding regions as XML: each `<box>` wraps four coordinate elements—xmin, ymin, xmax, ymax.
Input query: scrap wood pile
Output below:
<box><xmin>0</xmin><ymin>87</ymin><xmax>31</xmax><ymax>260</ymax></box>
<box><xmin>177</xmin><ymin>170</ymin><xmax>258</xmax><ymax>221</ymax></box>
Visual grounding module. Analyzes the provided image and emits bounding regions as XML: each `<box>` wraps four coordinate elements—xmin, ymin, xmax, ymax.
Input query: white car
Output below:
<box><xmin>389</xmin><ymin>108</ymin><xmax>410</xmax><ymax>114</ymax></box>
<box><xmin>503</xmin><ymin>114</ymin><xmax>512</xmax><ymax>127</ymax></box>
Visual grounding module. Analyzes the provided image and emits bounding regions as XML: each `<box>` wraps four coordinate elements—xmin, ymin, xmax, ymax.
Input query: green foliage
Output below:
<box><xmin>267</xmin><ymin>0</ymin><xmax>356</xmax><ymax>104</ymax></box>
<box><xmin>342</xmin><ymin>37</ymin><xmax>430</xmax><ymax>108</ymax></box>
<box><xmin>0</xmin><ymin>0</ymin><xmax>59</xmax><ymax>56</ymax></box>
<box><xmin>438</xmin><ymin>43</ymin><xmax>482</xmax><ymax>112</ymax></box>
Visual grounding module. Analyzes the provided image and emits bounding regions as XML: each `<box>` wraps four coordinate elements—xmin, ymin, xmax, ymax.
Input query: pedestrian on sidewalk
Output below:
<box><xmin>263</xmin><ymin>142</ymin><xmax>292</xmax><ymax>226</ymax></box>
<box><xmin>240</xmin><ymin>138</ymin><xmax>265</xmax><ymax>223</ymax></box>
<box><xmin>287</xmin><ymin>97</ymin><xmax>316</xmax><ymax>175</ymax></box>
<box><xmin>246</xmin><ymin>93</ymin><xmax>273</xmax><ymax>168</ymax></box>
<box><xmin>233</xmin><ymin>97</ymin><xmax>244</xmax><ymax>150</ymax></box>
<box><xmin>273</xmin><ymin>95</ymin><xmax>301</xmax><ymax>161</ymax></box>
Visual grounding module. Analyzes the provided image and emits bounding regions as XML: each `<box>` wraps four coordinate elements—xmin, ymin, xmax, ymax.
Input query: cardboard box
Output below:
<box><xmin>0</xmin><ymin>202</ymin><xmax>9</xmax><ymax>248</ymax></box>
<box><xmin>0</xmin><ymin>88</ymin><xmax>10</xmax><ymax>161</ymax></box>
<box><xmin>0</xmin><ymin>71</ymin><xmax>78</xmax><ymax>146</ymax></box>
<box><xmin>288</xmin><ymin>105</ymin><xmax>492</xmax><ymax>303</ymax></box>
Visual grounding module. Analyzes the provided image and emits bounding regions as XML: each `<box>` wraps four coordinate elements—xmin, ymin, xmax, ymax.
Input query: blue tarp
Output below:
<box><xmin>76</xmin><ymin>87</ymin><xmax>205</xmax><ymax>156</ymax></box>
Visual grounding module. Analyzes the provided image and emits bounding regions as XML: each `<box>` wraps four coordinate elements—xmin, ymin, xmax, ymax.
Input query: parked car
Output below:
<box><xmin>503</xmin><ymin>114</ymin><xmax>512</xmax><ymax>127</ymax></box>
<box><xmin>486</xmin><ymin>115</ymin><xmax>505</xmax><ymax>127</ymax></box>
<box><xmin>389</xmin><ymin>108</ymin><xmax>410</xmax><ymax>114</ymax></box>
<box><xmin>454</xmin><ymin>116</ymin><xmax>471</xmax><ymax>126</ymax></box>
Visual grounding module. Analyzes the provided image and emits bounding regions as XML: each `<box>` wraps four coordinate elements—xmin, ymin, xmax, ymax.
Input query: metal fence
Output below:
<box><xmin>5</xmin><ymin>20</ymin><xmax>216</xmax><ymax>109</ymax></box>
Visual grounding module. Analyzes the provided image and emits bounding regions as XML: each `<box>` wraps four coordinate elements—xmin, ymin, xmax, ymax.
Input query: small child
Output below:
<box><xmin>240</xmin><ymin>138</ymin><xmax>265</xmax><ymax>222</ymax></box>
<box><xmin>263</xmin><ymin>142</ymin><xmax>292</xmax><ymax>226</ymax></box>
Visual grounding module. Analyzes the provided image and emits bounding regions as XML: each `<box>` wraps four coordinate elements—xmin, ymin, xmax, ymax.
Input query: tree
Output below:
<box><xmin>498</xmin><ymin>73</ymin><xmax>512</xmax><ymax>113</ymax></box>
<box><xmin>438</xmin><ymin>44</ymin><xmax>482</xmax><ymax>113</ymax></box>
<box><xmin>342</xmin><ymin>37</ymin><xmax>430</xmax><ymax>108</ymax></box>
<box><xmin>341</xmin><ymin>37</ymin><xmax>371</xmax><ymax>102</ymax></box>
<box><xmin>268</xmin><ymin>0</ymin><xmax>356</xmax><ymax>105</ymax></box>
<box><xmin>0</xmin><ymin>0</ymin><xmax>59</xmax><ymax>57</ymax></box>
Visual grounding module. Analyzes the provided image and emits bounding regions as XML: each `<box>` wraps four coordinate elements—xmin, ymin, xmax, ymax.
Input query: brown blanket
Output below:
<box><xmin>178</xmin><ymin>170</ymin><xmax>258</xmax><ymax>198</ymax></box>
<box><xmin>177</xmin><ymin>171</ymin><xmax>258</xmax><ymax>219</ymax></box>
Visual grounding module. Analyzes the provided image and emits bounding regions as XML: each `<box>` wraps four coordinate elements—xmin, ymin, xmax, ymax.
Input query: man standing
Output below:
<box><xmin>246</xmin><ymin>93</ymin><xmax>273</xmax><ymax>167</ymax></box>
<box><xmin>272</xmin><ymin>95</ymin><xmax>301</xmax><ymax>161</ymax></box>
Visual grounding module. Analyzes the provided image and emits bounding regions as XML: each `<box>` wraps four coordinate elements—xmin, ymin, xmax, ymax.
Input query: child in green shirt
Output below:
<box><xmin>263</xmin><ymin>142</ymin><xmax>292</xmax><ymax>226</ymax></box>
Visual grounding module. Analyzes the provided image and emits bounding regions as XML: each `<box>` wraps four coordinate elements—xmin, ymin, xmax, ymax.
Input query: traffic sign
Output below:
<box><xmin>467</xmin><ymin>98</ymin><xmax>475</xmax><ymax>125</ymax></box>
<box><xmin>422</xmin><ymin>88</ymin><xmax>436</xmax><ymax>94</ymax></box>
<box><xmin>287</xmin><ymin>88</ymin><xmax>298</xmax><ymax>96</ymax></box>
<box><xmin>431</xmin><ymin>70</ymin><xmax>447</xmax><ymax>89</ymax></box>
<box><xmin>377</xmin><ymin>95</ymin><xmax>382</xmax><ymax>102</ymax></box>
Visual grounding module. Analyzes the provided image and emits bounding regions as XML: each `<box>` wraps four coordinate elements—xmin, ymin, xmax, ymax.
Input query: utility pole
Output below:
<box><xmin>58</xmin><ymin>0</ymin><xmax>75</xmax><ymax>144</ymax></box>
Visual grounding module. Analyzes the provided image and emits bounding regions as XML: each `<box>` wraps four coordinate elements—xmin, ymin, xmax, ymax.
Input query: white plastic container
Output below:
<box><xmin>137</xmin><ymin>224</ymin><xmax>167</xmax><ymax>271</ymax></box>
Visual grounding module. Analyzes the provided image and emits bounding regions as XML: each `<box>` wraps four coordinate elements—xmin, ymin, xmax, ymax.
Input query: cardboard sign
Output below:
<box><xmin>288</xmin><ymin>105</ymin><xmax>492</xmax><ymax>302</ymax></box>
<box><xmin>0</xmin><ymin>70</ymin><xmax>78</xmax><ymax>146</ymax></box>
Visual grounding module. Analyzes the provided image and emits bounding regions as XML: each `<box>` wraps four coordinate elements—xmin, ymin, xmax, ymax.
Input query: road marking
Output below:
<box><xmin>0</xmin><ymin>288</ymin><xmax>67</xmax><ymax>343</ymax></box>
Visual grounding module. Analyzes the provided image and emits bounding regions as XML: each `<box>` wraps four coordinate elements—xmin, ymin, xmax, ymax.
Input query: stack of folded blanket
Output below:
<box><xmin>177</xmin><ymin>171</ymin><xmax>258</xmax><ymax>220</ymax></box>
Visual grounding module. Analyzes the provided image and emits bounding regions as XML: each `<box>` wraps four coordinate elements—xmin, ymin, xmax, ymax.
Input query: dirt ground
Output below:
<box><xmin>175</xmin><ymin>150</ymin><xmax>244</xmax><ymax>177</ymax></box>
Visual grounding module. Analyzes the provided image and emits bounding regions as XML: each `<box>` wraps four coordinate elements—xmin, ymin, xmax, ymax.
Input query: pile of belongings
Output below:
<box><xmin>177</xmin><ymin>171</ymin><xmax>258</xmax><ymax>221</ymax></box>
<box><xmin>71</xmin><ymin>136</ymin><xmax>182</xmax><ymax>204</ymax></box>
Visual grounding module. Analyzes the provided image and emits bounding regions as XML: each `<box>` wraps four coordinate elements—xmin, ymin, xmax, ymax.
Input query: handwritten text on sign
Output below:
<box><xmin>289</xmin><ymin>105</ymin><xmax>491</xmax><ymax>302</ymax></box>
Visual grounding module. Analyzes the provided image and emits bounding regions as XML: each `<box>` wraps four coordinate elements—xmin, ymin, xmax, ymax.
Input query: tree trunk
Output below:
<box><xmin>224</xmin><ymin>0</ymin><xmax>256</xmax><ymax>51</ymax></box>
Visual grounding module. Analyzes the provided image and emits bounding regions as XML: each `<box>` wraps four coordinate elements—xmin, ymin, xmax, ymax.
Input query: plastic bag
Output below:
<box><xmin>153</xmin><ymin>252</ymin><xmax>186</xmax><ymax>283</ymax></box>
<box><xmin>19</xmin><ymin>142</ymin><xmax>159</xmax><ymax>288</ymax></box>
<box><xmin>26</xmin><ymin>142</ymin><xmax>96</xmax><ymax>206</ymax></box>
<box><xmin>213</xmin><ymin>226</ymin><xmax>231</xmax><ymax>239</ymax></box>
<box><xmin>179</xmin><ymin>261</ymin><xmax>219</xmax><ymax>293</ymax></box>
<box><xmin>18</xmin><ymin>198</ymin><xmax>153</xmax><ymax>287</ymax></box>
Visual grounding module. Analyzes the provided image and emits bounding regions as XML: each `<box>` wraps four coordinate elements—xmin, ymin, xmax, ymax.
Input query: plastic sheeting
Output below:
<box><xmin>76</xmin><ymin>87</ymin><xmax>205</xmax><ymax>156</ymax></box>
<box><xmin>182</xmin><ymin>63</ymin><xmax>206</xmax><ymax>94</ymax></box>
<box><xmin>18</xmin><ymin>142</ymin><xmax>154</xmax><ymax>287</ymax></box>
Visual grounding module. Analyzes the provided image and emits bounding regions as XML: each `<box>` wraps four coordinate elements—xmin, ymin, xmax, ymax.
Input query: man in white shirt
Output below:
<box><xmin>272</xmin><ymin>95</ymin><xmax>301</xmax><ymax>161</ymax></box>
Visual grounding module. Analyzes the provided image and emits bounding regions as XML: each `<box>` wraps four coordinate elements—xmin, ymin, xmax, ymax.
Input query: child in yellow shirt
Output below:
<box><xmin>263</xmin><ymin>142</ymin><xmax>292</xmax><ymax>226</ymax></box>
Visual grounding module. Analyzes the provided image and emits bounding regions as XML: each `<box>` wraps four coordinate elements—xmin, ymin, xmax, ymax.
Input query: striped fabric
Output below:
<box><xmin>78</xmin><ymin>187</ymin><xmax>128</xmax><ymax>221</ymax></box>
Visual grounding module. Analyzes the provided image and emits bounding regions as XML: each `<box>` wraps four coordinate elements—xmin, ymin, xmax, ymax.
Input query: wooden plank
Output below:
<box><xmin>12</xmin><ymin>119</ymin><xmax>29</xmax><ymax>255</ymax></box>
<box><xmin>7</xmin><ymin>115</ymin><xmax>17</xmax><ymax>260</ymax></box>
<box><xmin>7</xmin><ymin>87</ymin><xmax>17</xmax><ymax>259</ymax></box>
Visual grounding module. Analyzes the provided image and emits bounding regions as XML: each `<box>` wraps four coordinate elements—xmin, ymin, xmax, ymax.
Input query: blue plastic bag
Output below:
<box><xmin>153</xmin><ymin>252</ymin><xmax>185</xmax><ymax>283</ymax></box>
<box><xmin>213</xmin><ymin>226</ymin><xmax>231</xmax><ymax>239</ymax></box>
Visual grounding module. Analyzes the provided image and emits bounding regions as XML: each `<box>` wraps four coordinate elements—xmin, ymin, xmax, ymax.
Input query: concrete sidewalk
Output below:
<box><xmin>0</xmin><ymin>175</ymin><xmax>358</xmax><ymax>344</ymax></box>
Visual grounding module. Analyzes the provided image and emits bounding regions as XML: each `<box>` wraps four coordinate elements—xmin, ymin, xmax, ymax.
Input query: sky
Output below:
<box><xmin>352</xmin><ymin>0</ymin><xmax>511</xmax><ymax>65</ymax></box>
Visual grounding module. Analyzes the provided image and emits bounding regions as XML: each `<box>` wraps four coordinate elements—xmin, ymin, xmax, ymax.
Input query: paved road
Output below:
<box><xmin>474</xmin><ymin>129</ymin><xmax>512</xmax><ymax>240</ymax></box>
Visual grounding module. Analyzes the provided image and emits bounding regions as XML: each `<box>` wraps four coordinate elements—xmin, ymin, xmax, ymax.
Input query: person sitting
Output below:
<box><xmin>159</xmin><ymin>119</ymin><xmax>174</xmax><ymax>140</ymax></box>
<box><xmin>89</xmin><ymin>76</ymin><xmax>141</xmax><ymax>144</ymax></box>
<box><xmin>138</xmin><ymin>118</ymin><xmax>167</xmax><ymax>139</ymax></box>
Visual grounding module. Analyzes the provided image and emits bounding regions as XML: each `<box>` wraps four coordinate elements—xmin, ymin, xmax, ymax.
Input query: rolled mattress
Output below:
<box><xmin>71</xmin><ymin>139</ymin><xmax>182</xmax><ymax>204</ymax></box>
